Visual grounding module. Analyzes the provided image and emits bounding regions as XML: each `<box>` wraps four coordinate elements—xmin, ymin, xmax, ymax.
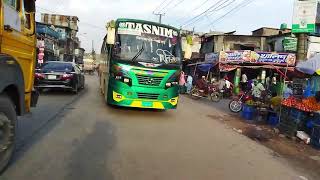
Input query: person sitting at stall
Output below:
<box><xmin>252</xmin><ymin>79</ymin><xmax>265</xmax><ymax>101</ymax></box>
<box><xmin>224</xmin><ymin>76</ymin><xmax>233</xmax><ymax>97</ymax></box>
<box><xmin>218</xmin><ymin>78</ymin><xmax>226</xmax><ymax>91</ymax></box>
<box><xmin>270</xmin><ymin>92</ymin><xmax>282</xmax><ymax>112</ymax></box>
<box><xmin>241</xmin><ymin>73</ymin><xmax>248</xmax><ymax>91</ymax></box>
<box><xmin>196</xmin><ymin>76</ymin><xmax>208</xmax><ymax>93</ymax></box>
<box><xmin>283</xmin><ymin>84</ymin><xmax>293</xmax><ymax>99</ymax></box>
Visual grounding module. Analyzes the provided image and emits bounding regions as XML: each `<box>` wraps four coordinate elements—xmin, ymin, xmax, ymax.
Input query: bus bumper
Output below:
<box><xmin>109</xmin><ymin>91</ymin><xmax>179</xmax><ymax>110</ymax></box>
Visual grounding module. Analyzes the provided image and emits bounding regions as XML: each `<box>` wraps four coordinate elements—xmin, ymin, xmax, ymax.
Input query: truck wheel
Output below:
<box><xmin>0</xmin><ymin>94</ymin><xmax>16</xmax><ymax>173</ymax></box>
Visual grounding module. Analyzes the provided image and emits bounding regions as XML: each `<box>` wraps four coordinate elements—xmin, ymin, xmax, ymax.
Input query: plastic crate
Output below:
<box><xmin>241</xmin><ymin>110</ymin><xmax>256</xmax><ymax>121</ymax></box>
<box><xmin>281</xmin><ymin>106</ymin><xmax>290</xmax><ymax>116</ymax></box>
<box><xmin>311</xmin><ymin>127</ymin><xmax>320</xmax><ymax>149</ymax></box>
<box><xmin>268</xmin><ymin>114</ymin><xmax>279</xmax><ymax>127</ymax></box>
<box><xmin>289</xmin><ymin>108</ymin><xmax>306</xmax><ymax>121</ymax></box>
<box><xmin>242</xmin><ymin>105</ymin><xmax>255</xmax><ymax>113</ymax></box>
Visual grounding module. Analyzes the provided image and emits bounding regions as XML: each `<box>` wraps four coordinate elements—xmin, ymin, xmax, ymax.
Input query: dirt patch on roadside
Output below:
<box><xmin>207</xmin><ymin>113</ymin><xmax>320</xmax><ymax>180</ymax></box>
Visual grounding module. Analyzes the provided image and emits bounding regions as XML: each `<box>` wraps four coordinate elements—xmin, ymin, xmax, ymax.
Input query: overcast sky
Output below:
<box><xmin>36</xmin><ymin>0</ymin><xmax>294</xmax><ymax>53</ymax></box>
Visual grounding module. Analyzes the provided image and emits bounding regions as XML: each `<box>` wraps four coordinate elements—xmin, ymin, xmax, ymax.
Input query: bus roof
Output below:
<box><xmin>116</xmin><ymin>18</ymin><xmax>180</xmax><ymax>31</ymax></box>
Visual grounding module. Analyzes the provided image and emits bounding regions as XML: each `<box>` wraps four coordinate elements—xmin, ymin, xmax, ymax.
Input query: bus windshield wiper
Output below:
<box><xmin>131</xmin><ymin>45</ymin><xmax>144</xmax><ymax>62</ymax></box>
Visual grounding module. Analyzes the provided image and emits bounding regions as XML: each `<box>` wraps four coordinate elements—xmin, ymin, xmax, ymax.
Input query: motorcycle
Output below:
<box><xmin>229</xmin><ymin>91</ymin><xmax>252</xmax><ymax>113</ymax></box>
<box><xmin>190</xmin><ymin>84</ymin><xmax>220</xmax><ymax>102</ymax></box>
<box><xmin>228</xmin><ymin>90</ymin><xmax>272</xmax><ymax>113</ymax></box>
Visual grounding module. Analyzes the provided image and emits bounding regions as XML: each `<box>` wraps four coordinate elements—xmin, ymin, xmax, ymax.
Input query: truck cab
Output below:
<box><xmin>0</xmin><ymin>0</ymin><xmax>37</xmax><ymax>172</ymax></box>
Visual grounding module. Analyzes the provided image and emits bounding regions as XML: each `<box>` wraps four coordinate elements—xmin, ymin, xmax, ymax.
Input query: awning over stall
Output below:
<box><xmin>296</xmin><ymin>54</ymin><xmax>320</xmax><ymax>75</ymax></box>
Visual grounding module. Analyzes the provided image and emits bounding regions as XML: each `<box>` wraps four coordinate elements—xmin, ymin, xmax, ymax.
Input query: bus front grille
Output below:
<box><xmin>136</xmin><ymin>75</ymin><xmax>163</xmax><ymax>86</ymax></box>
<box><xmin>137</xmin><ymin>93</ymin><xmax>159</xmax><ymax>100</ymax></box>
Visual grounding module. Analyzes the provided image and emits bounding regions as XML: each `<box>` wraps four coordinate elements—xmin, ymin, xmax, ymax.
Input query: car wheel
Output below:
<box><xmin>0</xmin><ymin>94</ymin><xmax>17</xmax><ymax>173</ymax></box>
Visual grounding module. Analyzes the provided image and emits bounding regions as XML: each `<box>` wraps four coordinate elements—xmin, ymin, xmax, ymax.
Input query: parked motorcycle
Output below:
<box><xmin>190</xmin><ymin>84</ymin><xmax>220</xmax><ymax>102</ymax></box>
<box><xmin>228</xmin><ymin>90</ymin><xmax>272</xmax><ymax>113</ymax></box>
<box><xmin>229</xmin><ymin>91</ymin><xmax>252</xmax><ymax>113</ymax></box>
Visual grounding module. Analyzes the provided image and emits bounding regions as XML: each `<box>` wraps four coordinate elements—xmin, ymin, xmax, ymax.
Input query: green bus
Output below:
<box><xmin>99</xmin><ymin>18</ymin><xmax>182</xmax><ymax>109</ymax></box>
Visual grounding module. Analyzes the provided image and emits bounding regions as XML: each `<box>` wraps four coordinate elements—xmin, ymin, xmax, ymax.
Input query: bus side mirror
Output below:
<box><xmin>107</xmin><ymin>27</ymin><xmax>115</xmax><ymax>45</ymax></box>
<box><xmin>106</xmin><ymin>20</ymin><xmax>116</xmax><ymax>45</ymax></box>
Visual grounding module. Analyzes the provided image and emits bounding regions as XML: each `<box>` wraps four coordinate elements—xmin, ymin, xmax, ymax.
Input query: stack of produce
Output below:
<box><xmin>281</xmin><ymin>97</ymin><xmax>312</xmax><ymax>112</ymax></box>
<box><xmin>302</xmin><ymin>97</ymin><xmax>320</xmax><ymax>112</ymax></box>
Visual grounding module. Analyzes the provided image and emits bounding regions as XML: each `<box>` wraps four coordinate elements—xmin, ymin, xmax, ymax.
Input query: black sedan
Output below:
<box><xmin>34</xmin><ymin>61</ymin><xmax>85</xmax><ymax>93</ymax></box>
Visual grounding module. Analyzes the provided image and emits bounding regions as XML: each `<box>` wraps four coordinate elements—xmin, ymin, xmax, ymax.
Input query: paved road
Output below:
<box><xmin>0</xmin><ymin>75</ymin><xmax>309</xmax><ymax>180</ymax></box>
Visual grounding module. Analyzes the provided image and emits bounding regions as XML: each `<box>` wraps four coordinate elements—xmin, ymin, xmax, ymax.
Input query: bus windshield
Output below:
<box><xmin>113</xmin><ymin>21</ymin><xmax>182</xmax><ymax>65</ymax></box>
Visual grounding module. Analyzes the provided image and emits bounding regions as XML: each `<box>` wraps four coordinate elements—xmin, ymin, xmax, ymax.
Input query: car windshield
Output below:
<box><xmin>113</xmin><ymin>22</ymin><xmax>182</xmax><ymax>65</ymax></box>
<box><xmin>41</xmin><ymin>62</ymin><xmax>74</xmax><ymax>72</ymax></box>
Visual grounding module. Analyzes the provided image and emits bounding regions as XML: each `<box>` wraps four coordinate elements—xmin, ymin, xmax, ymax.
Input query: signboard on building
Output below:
<box><xmin>219</xmin><ymin>51</ymin><xmax>296</xmax><ymax>66</ymax></box>
<box><xmin>292</xmin><ymin>0</ymin><xmax>318</xmax><ymax>33</ymax></box>
<box><xmin>283</xmin><ymin>37</ymin><xmax>298</xmax><ymax>52</ymax></box>
<box><xmin>205</xmin><ymin>53</ymin><xmax>218</xmax><ymax>63</ymax></box>
<box><xmin>219</xmin><ymin>50</ymin><xmax>251</xmax><ymax>63</ymax></box>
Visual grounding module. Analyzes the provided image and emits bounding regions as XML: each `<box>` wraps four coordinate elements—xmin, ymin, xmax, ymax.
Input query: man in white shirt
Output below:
<box><xmin>241</xmin><ymin>73</ymin><xmax>248</xmax><ymax>91</ymax></box>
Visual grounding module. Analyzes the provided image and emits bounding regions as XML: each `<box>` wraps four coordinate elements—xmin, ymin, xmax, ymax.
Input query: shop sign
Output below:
<box><xmin>219</xmin><ymin>50</ymin><xmax>251</xmax><ymax>63</ymax></box>
<box><xmin>292</xmin><ymin>0</ymin><xmax>318</xmax><ymax>33</ymax></box>
<box><xmin>205</xmin><ymin>53</ymin><xmax>218</xmax><ymax>63</ymax></box>
<box><xmin>219</xmin><ymin>51</ymin><xmax>296</xmax><ymax>66</ymax></box>
<box><xmin>253</xmin><ymin>52</ymin><xmax>296</xmax><ymax>66</ymax></box>
<box><xmin>283</xmin><ymin>37</ymin><xmax>298</xmax><ymax>52</ymax></box>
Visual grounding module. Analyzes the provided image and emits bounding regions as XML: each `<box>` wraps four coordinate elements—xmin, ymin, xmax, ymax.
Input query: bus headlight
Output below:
<box><xmin>124</xmin><ymin>78</ymin><xmax>130</xmax><ymax>83</ymax></box>
<box><xmin>166</xmin><ymin>83</ymin><xmax>172</xmax><ymax>87</ymax></box>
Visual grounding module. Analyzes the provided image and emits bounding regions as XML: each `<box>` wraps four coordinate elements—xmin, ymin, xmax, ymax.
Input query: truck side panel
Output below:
<box><xmin>0</xmin><ymin>2</ymin><xmax>36</xmax><ymax>112</ymax></box>
<box><xmin>0</xmin><ymin>54</ymin><xmax>25</xmax><ymax>115</ymax></box>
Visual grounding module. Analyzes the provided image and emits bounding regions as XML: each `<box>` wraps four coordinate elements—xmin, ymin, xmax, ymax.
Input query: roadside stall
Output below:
<box><xmin>219</xmin><ymin>51</ymin><xmax>296</xmax><ymax>95</ymax></box>
<box><xmin>219</xmin><ymin>51</ymin><xmax>297</xmax><ymax>125</ymax></box>
<box><xmin>278</xmin><ymin>54</ymin><xmax>320</xmax><ymax>149</ymax></box>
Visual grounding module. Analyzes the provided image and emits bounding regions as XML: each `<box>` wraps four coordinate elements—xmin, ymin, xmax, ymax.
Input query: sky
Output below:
<box><xmin>36</xmin><ymin>0</ymin><xmax>294</xmax><ymax>53</ymax></box>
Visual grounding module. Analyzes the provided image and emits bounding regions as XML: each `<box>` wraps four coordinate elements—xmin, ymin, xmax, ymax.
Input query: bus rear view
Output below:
<box><xmin>100</xmin><ymin>19</ymin><xmax>182</xmax><ymax>109</ymax></box>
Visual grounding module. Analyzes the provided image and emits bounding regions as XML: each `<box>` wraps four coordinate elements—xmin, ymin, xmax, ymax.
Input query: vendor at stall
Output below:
<box><xmin>283</xmin><ymin>84</ymin><xmax>293</xmax><ymax>99</ymax></box>
<box><xmin>252</xmin><ymin>80</ymin><xmax>265</xmax><ymax>100</ymax></box>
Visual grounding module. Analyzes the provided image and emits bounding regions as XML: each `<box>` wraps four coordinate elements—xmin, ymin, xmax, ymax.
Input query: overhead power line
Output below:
<box><xmin>157</xmin><ymin>0</ymin><xmax>177</xmax><ymax>13</ymax></box>
<box><xmin>180</xmin><ymin>0</ymin><xmax>233</xmax><ymax>27</ymax></box>
<box><xmin>153</xmin><ymin>0</ymin><xmax>169</xmax><ymax>13</ymax></box>
<box><xmin>162</xmin><ymin>0</ymin><xmax>186</xmax><ymax>14</ymax></box>
<box><xmin>206</xmin><ymin>0</ymin><xmax>255</xmax><ymax>28</ymax></box>
<box><xmin>174</xmin><ymin>0</ymin><xmax>212</xmax><ymax>24</ymax></box>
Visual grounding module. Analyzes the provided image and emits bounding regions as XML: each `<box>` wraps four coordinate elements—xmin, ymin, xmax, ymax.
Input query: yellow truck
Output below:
<box><xmin>0</xmin><ymin>0</ymin><xmax>38</xmax><ymax>171</ymax></box>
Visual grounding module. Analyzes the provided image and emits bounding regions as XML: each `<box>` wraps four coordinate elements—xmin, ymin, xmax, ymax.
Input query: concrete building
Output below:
<box><xmin>252</xmin><ymin>27</ymin><xmax>292</xmax><ymax>37</ymax></box>
<box><xmin>180</xmin><ymin>30</ymin><xmax>203</xmax><ymax>61</ymax></box>
<box><xmin>36</xmin><ymin>22</ymin><xmax>60</xmax><ymax>65</ymax></box>
<box><xmin>201</xmin><ymin>34</ymin><xmax>268</xmax><ymax>54</ymax></box>
<box><xmin>40</xmin><ymin>13</ymin><xmax>81</xmax><ymax>63</ymax></box>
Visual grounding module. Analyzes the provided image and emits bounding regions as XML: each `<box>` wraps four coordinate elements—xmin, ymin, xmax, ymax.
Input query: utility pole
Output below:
<box><xmin>296</xmin><ymin>33</ymin><xmax>308</xmax><ymax>61</ymax></box>
<box><xmin>153</xmin><ymin>12</ymin><xmax>165</xmax><ymax>24</ymax></box>
<box><xmin>91</xmin><ymin>40</ymin><xmax>96</xmax><ymax>60</ymax></box>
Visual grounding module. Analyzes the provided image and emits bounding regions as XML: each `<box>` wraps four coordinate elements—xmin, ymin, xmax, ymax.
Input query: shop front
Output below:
<box><xmin>218</xmin><ymin>50</ymin><xmax>296</xmax><ymax>95</ymax></box>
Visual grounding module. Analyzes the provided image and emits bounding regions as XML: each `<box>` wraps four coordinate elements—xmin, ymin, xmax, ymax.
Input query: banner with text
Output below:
<box><xmin>219</xmin><ymin>51</ymin><xmax>296</xmax><ymax>66</ymax></box>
